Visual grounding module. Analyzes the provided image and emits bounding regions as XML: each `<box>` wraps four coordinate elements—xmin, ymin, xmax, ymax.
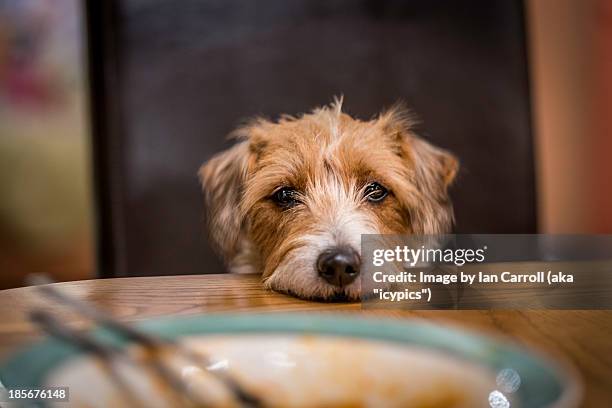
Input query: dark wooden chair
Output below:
<box><xmin>86</xmin><ymin>0</ymin><xmax>536</xmax><ymax>278</ymax></box>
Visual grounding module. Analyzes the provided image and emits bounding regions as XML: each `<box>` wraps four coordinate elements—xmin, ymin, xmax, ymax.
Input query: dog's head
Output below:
<box><xmin>199</xmin><ymin>99</ymin><xmax>458</xmax><ymax>300</ymax></box>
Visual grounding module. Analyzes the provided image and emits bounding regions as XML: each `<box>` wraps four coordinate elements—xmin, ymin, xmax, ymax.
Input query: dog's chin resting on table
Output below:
<box><xmin>199</xmin><ymin>98</ymin><xmax>458</xmax><ymax>301</ymax></box>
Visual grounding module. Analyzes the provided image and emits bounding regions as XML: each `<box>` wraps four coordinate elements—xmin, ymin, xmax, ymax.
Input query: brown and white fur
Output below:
<box><xmin>199</xmin><ymin>98</ymin><xmax>458</xmax><ymax>300</ymax></box>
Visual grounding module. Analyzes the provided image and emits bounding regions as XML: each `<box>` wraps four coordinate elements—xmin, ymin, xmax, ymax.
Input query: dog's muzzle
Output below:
<box><xmin>316</xmin><ymin>247</ymin><xmax>360</xmax><ymax>287</ymax></box>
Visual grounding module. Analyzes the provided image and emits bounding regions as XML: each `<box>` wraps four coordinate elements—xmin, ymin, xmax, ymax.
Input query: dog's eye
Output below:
<box><xmin>364</xmin><ymin>182</ymin><xmax>388</xmax><ymax>202</ymax></box>
<box><xmin>271</xmin><ymin>187</ymin><xmax>300</xmax><ymax>208</ymax></box>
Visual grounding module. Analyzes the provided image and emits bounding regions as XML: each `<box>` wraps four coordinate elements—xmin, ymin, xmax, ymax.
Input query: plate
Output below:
<box><xmin>0</xmin><ymin>314</ymin><xmax>581</xmax><ymax>407</ymax></box>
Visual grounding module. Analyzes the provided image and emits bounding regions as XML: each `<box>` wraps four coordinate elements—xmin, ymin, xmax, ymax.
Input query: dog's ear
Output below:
<box><xmin>198</xmin><ymin>142</ymin><xmax>251</xmax><ymax>258</ymax></box>
<box><xmin>408</xmin><ymin>136</ymin><xmax>459</xmax><ymax>198</ymax></box>
<box><xmin>404</xmin><ymin>135</ymin><xmax>459</xmax><ymax>233</ymax></box>
<box><xmin>378</xmin><ymin>105</ymin><xmax>459</xmax><ymax>233</ymax></box>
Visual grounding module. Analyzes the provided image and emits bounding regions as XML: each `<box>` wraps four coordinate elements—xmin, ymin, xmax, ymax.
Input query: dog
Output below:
<box><xmin>199</xmin><ymin>98</ymin><xmax>458</xmax><ymax>300</ymax></box>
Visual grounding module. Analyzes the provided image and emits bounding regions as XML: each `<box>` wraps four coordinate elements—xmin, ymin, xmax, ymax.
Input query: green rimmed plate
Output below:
<box><xmin>0</xmin><ymin>314</ymin><xmax>581</xmax><ymax>407</ymax></box>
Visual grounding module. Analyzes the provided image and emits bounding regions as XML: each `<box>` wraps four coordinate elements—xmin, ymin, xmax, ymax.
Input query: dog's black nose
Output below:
<box><xmin>317</xmin><ymin>248</ymin><xmax>360</xmax><ymax>287</ymax></box>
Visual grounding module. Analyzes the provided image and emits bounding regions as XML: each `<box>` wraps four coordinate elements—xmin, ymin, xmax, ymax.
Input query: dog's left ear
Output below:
<box><xmin>378</xmin><ymin>105</ymin><xmax>459</xmax><ymax>233</ymax></box>
<box><xmin>402</xmin><ymin>135</ymin><xmax>459</xmax><ymax>233</ymax></box>
<box><xmin>407</xmin><ymin>136</ymin><xmax>459</xmax><ymax>197</ymax></box>
<box><xmin>198</xmin><ymin>142</ymin><xmax>251</xmax><ymax>259</ymax></box>
<box><xmin>406</xmin><ymin>136</ymin><xmax>459</xmax><ymax>233</ymax></box>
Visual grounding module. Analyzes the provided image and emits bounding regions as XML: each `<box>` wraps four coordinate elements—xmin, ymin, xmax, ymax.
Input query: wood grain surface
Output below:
<box><xmin>0</xmin><ymin>274</ymin><xmax>610</xmax><ymax>406</ymax></box>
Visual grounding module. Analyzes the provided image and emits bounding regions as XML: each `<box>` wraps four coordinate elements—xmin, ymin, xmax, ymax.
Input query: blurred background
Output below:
<box><xmin>0</xmin><ymin>0</ymin><xmax>610</xmax><ymax>289</ymax></box>
<box><xmin>0</xmin><ymin>0</ymin><xmax>92</xmax><ymax>289</ymax></box>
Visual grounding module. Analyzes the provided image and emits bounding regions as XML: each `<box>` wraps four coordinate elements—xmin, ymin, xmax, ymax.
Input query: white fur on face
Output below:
<box><xmin>262</xmin><ymin>174</ymin><xmax>380</xmax><ymax>300</ymax></box>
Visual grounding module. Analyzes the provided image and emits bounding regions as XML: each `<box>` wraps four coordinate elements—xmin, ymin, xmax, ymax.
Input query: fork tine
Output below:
<box><xmin>30</xmin><ymin>310</ymin><xmax>119</xmax><ymax>358</ymax></box>
<box><xmin>30</xmin><ymin>309</ymin><xmax>197</xmax><ymax>407</ymax></box>
<box><xmin>30</xmin><ymin>310</ymin><xmax>151</xmax><ymax>408</ymax></box>
<box><xmin>28</xmin><ymin>274</ymin><xmax>162</xmax><ymax>347</ymax></box>
<box><xmin>27</xmin><ymin>274</ymin><xmax>262</xmax><ymax>407</ymax></box>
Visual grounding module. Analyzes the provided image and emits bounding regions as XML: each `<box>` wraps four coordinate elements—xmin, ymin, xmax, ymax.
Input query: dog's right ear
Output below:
<box><xmin>198</xmin><ymin>142</ymin><xmax>251</xmax><ymax>258</ymax></box>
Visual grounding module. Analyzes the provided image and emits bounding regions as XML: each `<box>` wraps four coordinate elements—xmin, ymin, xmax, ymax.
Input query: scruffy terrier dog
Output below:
<box><xmin>199</xmin><ymin>99</ymin><xmax>458</xmax><ymax>300</ymax></box>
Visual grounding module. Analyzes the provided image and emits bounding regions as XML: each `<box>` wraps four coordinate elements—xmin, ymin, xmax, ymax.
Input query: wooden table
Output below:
<box><xmin>0</xmin><ymin>274</ymin><xmax>610</xmax><ymax>406</ymax></box>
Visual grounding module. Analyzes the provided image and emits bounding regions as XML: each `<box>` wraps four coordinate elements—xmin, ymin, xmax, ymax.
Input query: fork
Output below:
<box><xmin>27</xmin><ymin>274</ymin><xmax>262</xmax><ymax>408</ymax></box>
